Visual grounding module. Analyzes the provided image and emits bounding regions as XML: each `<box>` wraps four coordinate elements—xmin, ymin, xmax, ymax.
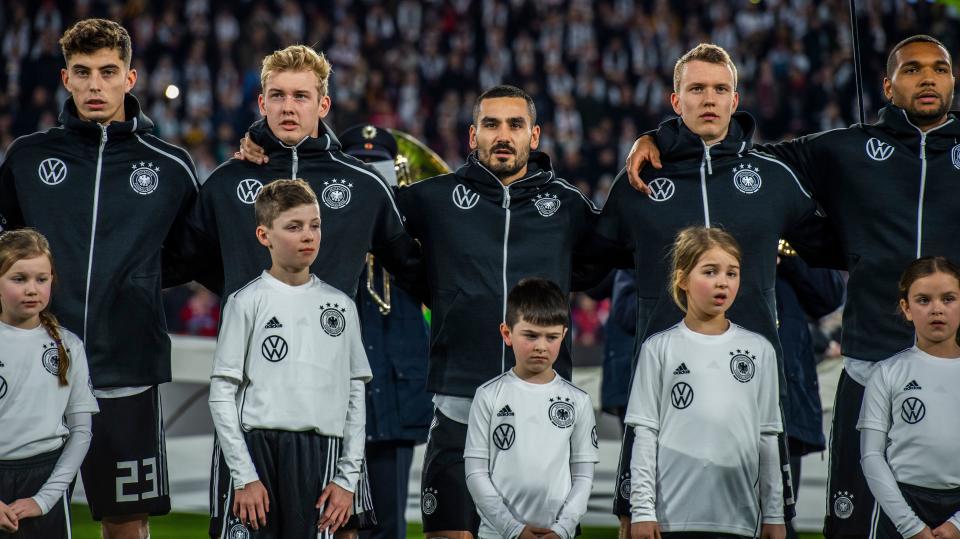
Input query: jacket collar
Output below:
<box><xmin>248</xmin><ymin>118</ymin><xmax>341</xmax><ymax>157</ymax></box>
<box><xmin>656</xmin><ymin>111</ymin><xmax>755</xmax><ymax>164</ymax></box>
<box><xmin>457</xmin><ymin>150</ymin><xmax>555</xmax><ymax>205</ymax></box>
<box><xmin>59</xmin><ymin>94</ymin><xmax>154</xmax><ymax>139</ymax></box>
<box><xmin>874</xmin><ymin>105</ymin><xmax>960</xmax><ymax>149</ymax></box>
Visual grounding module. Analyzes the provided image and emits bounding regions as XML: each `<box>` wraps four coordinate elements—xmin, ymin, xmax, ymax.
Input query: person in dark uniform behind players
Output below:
<box><xmin>339</xmin><ymin>124</ymin><xmax>433</xmax><ymax>539</ymax></box>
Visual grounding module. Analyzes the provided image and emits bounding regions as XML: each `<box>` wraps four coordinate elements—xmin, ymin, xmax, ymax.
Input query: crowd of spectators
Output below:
<box><xmin>3</xmin><ymin>0</ymin><xmax>956</xmax><ymax>342</ymax></box>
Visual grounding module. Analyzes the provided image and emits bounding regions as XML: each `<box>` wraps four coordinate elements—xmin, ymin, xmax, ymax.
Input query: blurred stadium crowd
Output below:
<box><xmin>1</xmin><ymin>0</ymin><xmax>957</xmax><ymax>344</ymax></box>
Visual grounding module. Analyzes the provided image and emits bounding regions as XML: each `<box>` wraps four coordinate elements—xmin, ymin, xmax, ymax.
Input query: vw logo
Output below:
<box><xmin>261</xmin><ymin>335</ymin><xmax>288</xmax><ymax>362</ymax></box>
<box><xmin>237</xmin><ymin>179</ymin><xmax>263</xmax><ymax>204</ymax></box>
<box><xmin>670</xmin><ymin>382</ymin><xmax>694</xmax><ymax>409</ymax></box>
<box><xmin>492</xmin><ymin>424</ymin><xmax>515</xmax><ymax>450</ymax></box>
<box><xmin>865</xmin><ymin>138</ymin><xmax>894</xmax><ymax>161</ymax></box>
<box><xmin>647</xmin><ymin>177</ymin><xmax>675</xmax><ymax>202</ymax></box>
<box><xmin>38</xmin><ymin>158</ymin><xmax>68</xmax><ymax>185</ymax></box>
<box><xmin>901</xmin><ymin>397</ymin><xmax>926</xmax><ymax>424</ymax></box>
<box><xmin>452</xmin><ymin>184</ymin><xmax>480</xmax><ymax>209</ymax></box>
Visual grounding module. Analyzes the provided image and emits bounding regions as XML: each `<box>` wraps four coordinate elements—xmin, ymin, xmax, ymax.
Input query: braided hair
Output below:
<box><xmin>0</xmin><ymin>229</ymin><xmax>70</xmax><ymax>386</ymax></box>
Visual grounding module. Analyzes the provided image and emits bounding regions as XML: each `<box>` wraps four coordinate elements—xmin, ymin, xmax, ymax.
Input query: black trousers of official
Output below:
<box><xmin>870</xmin><ymin>483</ymin><xmax>960</xmax><ymax>539</ymax></box>
<box><xmin>359</xmin><ymin>441</ymin><xmax>415</xmax><ymax>539</ymax></box>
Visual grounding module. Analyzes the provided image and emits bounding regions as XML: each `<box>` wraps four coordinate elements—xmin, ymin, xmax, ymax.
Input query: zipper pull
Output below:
<box><xmin>100</xmin><ymin>124</ymin><xmax>108</xmax><ymax>143</ymax></box>
<box><xmin>705</xmin><ymin>147</ymin><xmax>713</xmax><ymax>175</ymax></box>
<box><xmin>502</xmin><ymin>189</ymin><xmax>511</xmax><ymax>209</ymax></box>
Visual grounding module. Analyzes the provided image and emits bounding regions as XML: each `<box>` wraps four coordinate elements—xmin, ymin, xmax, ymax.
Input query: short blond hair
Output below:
<box><xmin>669</xmin><ymin>226</ymin><xmax>742</xmax><ymax>312</ymax></box>
<box><xmin>260</xmin><ymin>45</ymin><xmax>332</xmax><ymax>98</ymax></box>
<box><xmin>254</xmin><ymin>179</ymin><xmax>318</xmax><ymax>227</ymax></box>
<box><xmin>673</xmin><ymin>44</ymin><xmax>738</xmax><ymax>93</ymax></box>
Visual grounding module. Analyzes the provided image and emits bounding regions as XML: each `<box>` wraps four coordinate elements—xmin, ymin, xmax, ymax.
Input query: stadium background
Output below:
<box><xmin>2</xmin><ymin>0</ymin><xmax>958</xmax><ymax>536</ymax></box>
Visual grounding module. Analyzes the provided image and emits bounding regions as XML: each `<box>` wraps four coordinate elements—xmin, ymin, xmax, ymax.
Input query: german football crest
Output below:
<box><xmin>320</xmin><ymin>303</ymin><xmax>347</xmax><ymax>337</ymax></box>
<box><xmin>732</xmin><ymin>164</ymin><xmax>762</xmax><ymax>194</ymax></box>
<box><xmin>321</xmin><ymin>179</ymin><xmax>353</xmax><ymax>209</ymax></box>
<box><xmin>729</xmin><ymin>350</ymin><xmax>756</xmax><ymax>383</ymax></box>
<box><xmin>41</xmin><ymin>344</ymin><xmax>60</xmax><ymax>376</ymax></box>
<box><xmin>534</xmin><ymin>193</ymin><xmax>561</xmax><ymax>217</ymax></box>
<box><xmin>548</xmin><ymin>396</ymin><xmax>575</xmax><ymax>428</ymax></box>
<box><xmin>833</xmin><ymin>491</ymin><xmax>854</xmax><ymax>519</ymax></box>
<box><xmin>618</xmin><ymin>473</ymin><xmax>631</xmax><ymax>500</ymax></box>
<box><xmin>952</xmin><ymin>144</ymin><xmax>960</xmax><ymax>170</ymax></box>
<box><xmin>129</xmin><ymin>162</ymin><xmax>160</xmax><ymax>195</ymax></box>
<box><xmin>38</xmin><ymin>158</ymin><xmax>68</xmax><ymax>185</ymax></box>
<box><xmin>227</xmin><ymin>522</ymin><xmax>250</xmax><ymax>539</ymax></box>
<box><xmin>421</xmin><ymin>487</ymin><xmax>439</xmax><ymax>515</ymax></box>
<box><xmin>236</xmin><ymin>179</ymin><xmax>263</xmax><ymax>204</ymax></box>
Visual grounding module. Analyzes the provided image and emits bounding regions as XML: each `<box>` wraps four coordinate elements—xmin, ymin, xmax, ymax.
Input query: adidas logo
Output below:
<box><xmin>673</xmin><ymin>363</ymin><xmax>690</xmax><ymax>375</ymax></box>
<box><xmin>264</xmin><ymin>316</ymin><xmax>283</xmax><ymax>329</ymax></box>
<box><xmin>903</xmin><ymin>380</ymin><xmax>922</xmax><ymax>391</ymax></box>
<box><xmin>496</xmin><ymin>405</ymin><xmax>515</xmax><ymax>417</ymax></box>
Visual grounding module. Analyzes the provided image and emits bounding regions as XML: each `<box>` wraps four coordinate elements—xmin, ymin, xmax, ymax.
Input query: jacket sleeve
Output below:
<box><xmin>165</xmin><ymin>173</ymin><xmax>225</xmax><ymax>294</ymax></box>
<box><xmin>0</xmin><ymin>147</ymin><xmax>26</xmax><ymax>232</ymax></box>
<box><xmin>755</xmin><ymin>133</ymin><xmax>830</xmax><ymax>198</ymax></box>
<box><xmin>161</xmin><ymin>151</ymin><xmax>207</xmax><ymax>289</ymax></box>
<box><xmin>776</xmin><ymin>255</ymin><xmax>845</xmax><ymax>319</ymax></box>
<box><xmin>611</xmin><ymin>270</ymin><xmax>638</xmax><ymax>335</ymax></box>
<box><xmin>392</xmin><ymin>184</ymin><xmax>430</xmax><ymax>303</ymax></box>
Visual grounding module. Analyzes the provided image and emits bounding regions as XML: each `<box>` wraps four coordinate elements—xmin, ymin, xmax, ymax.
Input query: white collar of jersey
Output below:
<box><xmin>0</xmin><ymin>319</ymin><xmax>46</xmax><ymax>334</ymax></box>
<box><xmin>909</xmin><ymin>345</ymin><xmax>960</xmax><ymax>363</ymax></box>
<box><xmin>260</xmin><ymin>270</ymin><xmax>319</xmax><ymax>292</ymax></box>
<box><xmin>506</xmin><ymin>367</ymin><xmax>562</xmax><ymax>389</ymax></box>
<box><xmin>678</xmin><ymin>319</ymin><xmax>737</xmax><ymax>343</ymax></box>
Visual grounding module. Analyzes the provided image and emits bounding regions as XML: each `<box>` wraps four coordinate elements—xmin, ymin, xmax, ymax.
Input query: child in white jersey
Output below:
<box><xmin>0</xmin><ymin>229</ymin><xmax>98</xmax><ymax>538</ymax></box>
<box><xmin>626</xmin><ymin>226</ymin><xmax>785</xmax><ymax>539</ymax></box>
<box><xmin>208</xmin><ymin>179</ymin><xmax>372</xmax><ymax>539</ymax></box>
<box><xmin>464</xmin><ymin>278</ymin><xmax>599</xmax><ymax>539</ymax></box>
<box><xmin>858</xmin><ymin>256</ymin><xmax>960</xmax><ymax>539</ymax></box>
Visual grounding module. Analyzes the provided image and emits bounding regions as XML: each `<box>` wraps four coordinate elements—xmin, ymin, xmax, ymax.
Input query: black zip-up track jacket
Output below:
<box><xmin>0</xmin><ymin>95</ymin><xmax>199</xmax><ymax>388</ymax></box>
<box><xmin>397</xmin><ymin>151</ymin><xmax>599</xmax><ymax>397</ymax></box>
<box><xmin>599</xmin><ymin>112</ymin><xmax>832</xmax><ymax>355</ymax></box>
<box><xmin>187</xmin><ymin>119</ymin><xmax>420</xmax><ymax>299</ymax></box>
<box><xmin>763</xmin><ymin>105</ymin><xmax>960</xmax><ymax>362</ymax></box>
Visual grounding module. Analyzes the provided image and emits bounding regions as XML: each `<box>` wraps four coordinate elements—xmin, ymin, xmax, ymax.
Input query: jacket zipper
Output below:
<box><xmin>291</xmin><ymin>146</ymin><xmax>299</xmax><ymax>179</ymax></box>
<box><xmin>700</xmin><ymin>140</ymin><xmax>713</xmax><ymax>227</ymax></box>
<box><xmin>501</xmin><ymin>184</ymin><xmax>511</xmax><ymax>371</ymax></box>
<box><xmin>902</xmin><ymin>111</ymin><xmax>955</xmax><ymax>258</ymax></box>
<box><xmin>83</xmin><ymin>125</ymin><xmax>108</xmax><ymax>343</ymax></box>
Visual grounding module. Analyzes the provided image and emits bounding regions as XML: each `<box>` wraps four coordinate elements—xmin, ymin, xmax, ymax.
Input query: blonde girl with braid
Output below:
<box><xmin>0</xmin><ymin>229</ymin><xmax>98</xmax><ymax>538</ymax></box>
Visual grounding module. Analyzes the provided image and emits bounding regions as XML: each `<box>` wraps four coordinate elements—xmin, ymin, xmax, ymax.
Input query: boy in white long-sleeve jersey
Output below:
<box><xmin>465</xmin><ymin>278</ymin><xmax>598</xmax><ymax>539</ymax></box>
<box><xmin>208</xmin><ymin>179</ymin><xmax>372</xmax><ymax>539</ymax></box>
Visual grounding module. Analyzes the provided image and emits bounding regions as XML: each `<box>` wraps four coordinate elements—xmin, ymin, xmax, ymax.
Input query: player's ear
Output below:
<box><xmin>561</xmin><ymin>326</ymin><xmax>569</xmax><ymax>340</ymax></box>
<box><xmin>899</xmin><ymin>298</ymin><xmax>913</xmax><ymax>322</ymax></box>
<box><xmin>255</xmin><ymin>225</ymin><xmax>271</xmax><ymax>248</ymax></box>
<box><xmin>499</xmin><ymin>322</ymin><xmax>513</xmax><ymax>347</ymax></box>
<box><xmin>468</xmin><ymin>124</ymin><xmax>479</xmax><ymax>151</ymax></box>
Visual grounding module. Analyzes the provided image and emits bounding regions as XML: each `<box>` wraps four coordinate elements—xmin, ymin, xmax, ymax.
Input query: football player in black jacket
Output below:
<box><xmin>0</xmin><ymin>19</ymin><xmax>198</xmax><ymax>539</ymax></box>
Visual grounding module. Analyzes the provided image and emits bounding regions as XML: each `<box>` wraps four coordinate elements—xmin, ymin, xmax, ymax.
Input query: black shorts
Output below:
<box><xmin>824</xmin><ymin>371</ymin><xmax>873</xmax><ymax>538</ymax></box>
<box><xmin>420</xmin><ymin>409</ymin><xmax>480</xmax><ymax>534</ymax></box>
<box><xmin>0</xmin><ymin>450</ymin><xmax>72</xmax><ymax>539</ymax></box>
<box><xmin>80</xmin><ymin>386</ymin><xmax>170</xmax><ymax>520</ymax></box>
<box><xmin>212</xmin><ymin>430</ymin><xmax>376</xmax><ymax>539</ymax></box>
<box><xmin>869</xmin><ymin>483</ymin><xmax>960</xmax><ymax>539</ymax></box>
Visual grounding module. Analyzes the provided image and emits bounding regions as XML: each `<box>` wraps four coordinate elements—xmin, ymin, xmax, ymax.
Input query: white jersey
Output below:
<box><xmin>625</xmin><ymin>321</ymin><xmax>782</xmax><ymax>536</ymax></box>
<box><xmin>0</xmin><ymin>321</ymin><xmax>98</xmax><ymax>460</ymax></box>
<box><xmin>465</xmin><ymin>369</ymin><xmax>599</xmax><ymax>537</ymax></box>
<box><xmin>858</xmin><ymin>346</ymin><xmax>960</xmax><ymax>488</ymax></box>
<box><xmin>212</xmin><ymin>271</ymin><xmax>372</xmax><ymax>436</ymax></box>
